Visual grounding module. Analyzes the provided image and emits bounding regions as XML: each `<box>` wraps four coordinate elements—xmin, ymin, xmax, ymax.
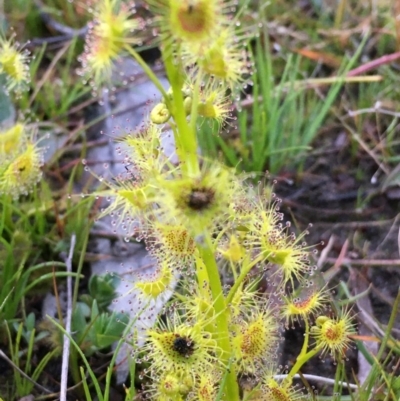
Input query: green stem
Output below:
<box><xmin>0</xmin><ymin>196</ymin><xmax>14</xmax><ymax>236</ymax></box>
<box><xmin>284</xmin><ymin>321</ymin><xmax>321</xmax><ymax>386</ymax></box>
<box><xmin>285</xmin><ymin>348</ymin><xmax>320</xmax><ymax>386</ymax></box>
<box><xmin>163</xmin><ymin>50</ymin><xmax>199</xmax><ymax>176</ymax></box>
<box><xmin>123</xmin><ymin>45</ymin><xmax>169</xmax><ymax>101</ymax></box>
<box><xmin>197</xmin><ymin>235</ymin><xmax>240</xmax><ymax>401</ymax></box>
<box><xmin>143</xmin><ymin>42</ymin><xmax>236</xmax><ymax>397</ymax></box>
<box><xmin>126</xmin><ymin>42</ymin><xmax>199</xmax><ymax>175</ymax></box>
<box><xmin>333</xmin><ymin>358</ymin><xmax>344</xmax><ymax>396</ymax></box>
<box><xmin>376</xmin><ymin>287</ymin><xmax>400</xmax><ymax>361</ymax></box>
<box><xmin>194</xmin><ymin>253</ymin><xmax>211</xmax><ymax>298</ymax></box>
<box><xmin>189</xmin><ymin>72</ymin><xmax>201</xmax><ymax>133</ymax></box>
<box><xmin>300</xmin><ymin>320</ymin><xmax>310</xmax><ymax>356</ymax></box>
<box><xmin>225</xmin><ymin>254</ymin><xmax>264</xmax><ymax>305</ymax></box>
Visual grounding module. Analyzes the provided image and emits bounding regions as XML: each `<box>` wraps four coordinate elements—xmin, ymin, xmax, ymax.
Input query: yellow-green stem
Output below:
<box><xmin>284</xmin><ymin>347</ymin><xmax>320</xmax><ymax>387</ymax></box>
<box><xmin>123</xmin><ymin>45</ymin><xmax>169</xmax><ymax>101</ymax></box>
<box><xmin>157</xmin><ymin>45</ymin><xmax>237</xmax><ymax>398</ymax></box>
<box><xmin>189</xmin><ymin>73</ymin><xmax>202</xmax><ymax>133</ymax></box>
<box><xmin>300</xmin><ymin>320</ymin><xmax>310</xmax><ymax>355</ymax></box>
<box><xmin>125</xmin><ymin>45</ymin><xmax>199</xmax><ymax>174</ymax></box>
<box><xmin>225</xmin><ymin>254</ymin><xmax>264</xmax><ymax>305</ymax></box>
<box><xmin>197</xmin><ymin>234</ymin><xmax>240</xmax><ymax>401</ymax></box>
<box><xmin>0</xmin><ymin>196</ymin><xmax>14</xmax><ymax>233</ymax></box>
<box><xmin>194</xmin><ymin>253</ymin><xmax>211</xmax><ymax>298</ymax></box>
<box><xmin>162</xmin><ymin>51</ymin><xmax>199</xmax><ymax>177</ymax></box>
<box><xmin>284</xmin><ymin>320</ymin><xmax>320</xmax><ymax>386</ymax></box>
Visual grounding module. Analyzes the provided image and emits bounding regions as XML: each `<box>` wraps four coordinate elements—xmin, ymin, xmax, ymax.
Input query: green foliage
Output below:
<box><xmin>88</xmin><ymin>301</ymin><xmax>128</xmax><ymax>350</ymax></box>
<box><xmin>41</xmin><ymin>0</ymin><xmax>89</xmax><ymax>30</ymax></box>
<box><xmin>16</xmin><ymin>38</ymin><xmax>90</xmax><ymax>122</ymax></box>
<box><xmin>6</xmin><ymin>314</ymin><xmax>56</xmax><ymax>398</ymax></box>
<box><xmin>81</xmin><ymin>273</ymin><xmax>120</xmax><ymax>311</ymax></box>
<box><xmin>71</xmin><ymin>273</ymin><xmax>127</xmax><ymax>356</ymax></box>
<box><xmin>199</xmin><ymin>32</ymin><xmax>368</xmax><ymax>175</ymax></box>
<box><xmin>391</xmin><ymin>376</ymin><xmax>400</xmax><ymax>400</ymax></box>
<box><xmin>0</xmin><ymin>223</ymin><xmax>73</xmax><ymax>323</ymax></box>
<box><xmin>50</xmin><ymin>311</ymin><xmax>139</xmax><ymax>401</ymax></box>
<box><xmin>72</xmin><ymin>299</ymin><xmax>128</xmax><ymax>356</ymax></box>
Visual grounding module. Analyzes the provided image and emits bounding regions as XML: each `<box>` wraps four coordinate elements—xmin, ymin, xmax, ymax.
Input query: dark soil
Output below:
<box><xmin>273</xmin><ymin>127</ymin><xmax>400</xmax><ymax>394</ymax></box>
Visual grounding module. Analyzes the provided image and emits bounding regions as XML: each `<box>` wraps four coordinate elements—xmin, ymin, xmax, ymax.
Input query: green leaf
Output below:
<box><xmin>89</xmin><ymin>273</ymin><xmax>120</xmax><ymax>310</ymax></box>
<box><xmin>25</xmin><ymin>312</ymin><xmax>36</xmax><ymax>331</ymax></box>
<box><xmin>72</xmin><ymin>302</ymin><xmax>91</xmax><ymax>333</ymax></box>
<box><xmin>89</xmin><ymin>311</ymin><xmax>129</xmax><ymax>350</ymax></box>
<box><xmin>392</xmin><ymin>375</ymin><xmax>400</xmax><ymax>398</ymax></box>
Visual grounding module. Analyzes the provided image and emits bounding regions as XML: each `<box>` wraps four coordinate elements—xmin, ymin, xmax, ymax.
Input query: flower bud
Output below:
<box><xmin>150</xmin><ymin>103</ymin><xmax>171</xmax><ymax>124</ymax></box>
<box><xmin>184</xmin><ymin>96</ymin><xmax>192</xmax><ymax>115</ymax></box>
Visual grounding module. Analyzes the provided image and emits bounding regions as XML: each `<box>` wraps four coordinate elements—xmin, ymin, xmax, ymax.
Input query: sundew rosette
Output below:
<box><xmin>260</xmin><ymin>377</ymin><xmax>305</xmax><ymax>401</ymax></box>
<box><xmin>145</xmin><ymin>372</ymin><xmax>193</xmax><ymax>400</ymax></box>
<box><xmin>147</xmin><ymin>0</ymin><xmax>231</xmax><ymax>50</ymax></box>
<box><xmin>141</xmin><ymin>312</ymin><xmax>220</xmax><ymax>379</ymax></box>
<box><xmin>0</xmin><ymin>141</ymin><xmax>45</xmax><ymax>198</ymax></box>
<box><xmin>89</xmin><ymin>123</ymin><xmax>171</xmax><ymax>236</ymax></box>
<box><xmin>78</xmin><ymin>0</ymin><xmax>355</xmax><ymax>393</ymax></box>
<box><xmin>246</xmin><ymin>205</ymin><xmax>318</xmax><ymax>287</ymax></box>
<box><xmin>78</xmin><ymin>0</ymin><xmax>143</xmax><ymax>87</ymax></box>
<box><xmin>282</xmin><ymin>286</ymin><xmax>331</xmax><ymax>328</ymax></box>
<box><xmin>153</xmin><ymin>161</ymin><xmax>239</xmax><ymax>235</ymax></box>
<box><xmin>187</xmin><ymin>370</ymin><xmax>221</xmax><ymax>401</ymax></box>
<box><xmin>231</xmin><ymin>308</ymin><xmax>279</xmax><ymax>374</ymax></box>
<box><xmin>0</xmin><ymin>123</ymin><xmax>25</xmax><ymax>159</ymax></box>
<box><xmin>147</xmin><ymin>0</ymin><xmax>251</xmax><ymax>94</ymax></box>
<box><xmin>0</xmin><ymin>34</ymin><xmax>30</xmax><ymax>94</ymax></box>
<box><xmin>311</xmin><ymin>309</ymin><xmax>356</xmax><ymax>359</ymax></box>
<box><xmin>182</xmin><ymin>25</ymin><xmax>251</xmax><ymax>90</ymax></box>
<box><xmin>116</xmin><ymin>122</ymin><xmax>168</xmax><ymax>176</ymax></box>
<box><xmin>145</xmin><ymin>222</ymin><xmax>197</xmax><ymax>271</ymax></box>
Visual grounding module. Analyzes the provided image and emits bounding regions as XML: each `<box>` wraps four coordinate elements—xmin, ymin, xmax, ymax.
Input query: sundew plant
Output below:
<box><xmin>0</xmin><ymin>1</ymin><xmax>358</xmax><ymax>400</ymax></box>
<box><xmin>76</xmin><ymin>1</ymin><xmax>357</xmax><ymax>400</ymax></box>
<box><xmin>0</xmin><ymin>32</ymin><xmax>45</xmax><ymax>198</ymax></box>
<box><xmin>78</xmin><ymin>1</ymin><xmax>356</xmax><ymax>400</ymax></box>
